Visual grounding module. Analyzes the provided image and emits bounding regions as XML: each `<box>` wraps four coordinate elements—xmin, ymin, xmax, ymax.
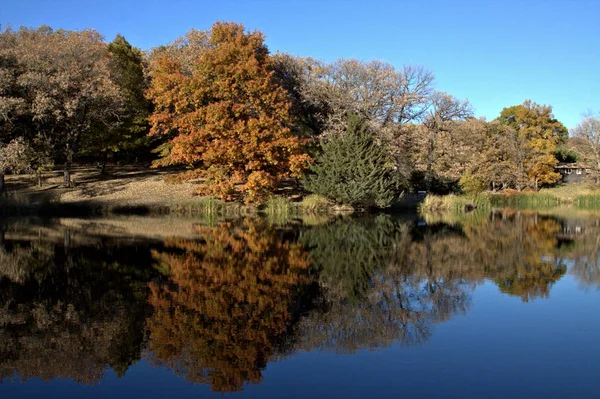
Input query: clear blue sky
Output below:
<box><xmin>2</xmin><ymin>0</ymin><xmax>599</xmax><ymax>129</ymax></box>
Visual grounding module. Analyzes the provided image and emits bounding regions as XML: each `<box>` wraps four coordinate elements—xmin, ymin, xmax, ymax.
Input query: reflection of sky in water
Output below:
<box><xmin>3</xmin><ymin>277</ymin><xmax>597</xmax><ymax>399</ymax></box>
<box><xmin>0</xmin><ymin>213</ymin><xmax>599</xmax><ymax>398</ymax></box>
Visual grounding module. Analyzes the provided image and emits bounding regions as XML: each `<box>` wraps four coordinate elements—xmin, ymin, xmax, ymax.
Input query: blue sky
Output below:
<box><xmin>2</xmin><ymin>0</ymin><xmax>599</xmax><ymax>129</ymax></box>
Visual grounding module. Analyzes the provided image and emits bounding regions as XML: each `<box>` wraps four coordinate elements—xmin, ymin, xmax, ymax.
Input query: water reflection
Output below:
<box><xmin>145</xmin><ymin>220</ymin><xmax>312</xmax><ymax>392</ymax></box>
<box><xmin>0</xmin><ymin>210</ymin><xmax>599</xmax><ymax>392</ymax></box>
<box><xmin>0</xmin><ymin>228</ymin><xmax>159</xmax><ymax>384</ymax></box>
<box><xmin>298</xmin><ymin>216</ymin><xmax>470</xmax><ymax>352</ymax></box>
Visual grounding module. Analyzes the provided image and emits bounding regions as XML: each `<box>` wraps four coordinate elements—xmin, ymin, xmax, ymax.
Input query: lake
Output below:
<box><xmin>0</xmin><ymin>209</ymin><xmax>598</xmax><ymax>398</ymax></box>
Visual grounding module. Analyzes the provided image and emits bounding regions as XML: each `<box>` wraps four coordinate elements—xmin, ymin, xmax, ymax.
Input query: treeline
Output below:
<box><xmin>1</xmin><ymin>22</ymin><xmax>599</xmax><ymax>206</ymax></box>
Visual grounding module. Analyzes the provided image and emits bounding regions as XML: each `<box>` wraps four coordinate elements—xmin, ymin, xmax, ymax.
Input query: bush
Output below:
<box><xmin>302</xmin><ymin>113</ymin><xmax>397</xmax><ymax>209</ymax></box>
<box><xmin>459</xmin><ymin>171</ymin><xmax>487</xmax><ymax>194</ymax></box>
<box><xmin>264</xmin><ymin>195</ymin><xmax>293</xmax><ymax>216</ymax></box>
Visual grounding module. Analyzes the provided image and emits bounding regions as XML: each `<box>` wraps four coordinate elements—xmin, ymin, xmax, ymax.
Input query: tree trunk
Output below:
<box><xmin>37</xmin><ymin>172</ymin><xmax>42</xmax><ymax>187</ymax></box>
<box><xmin>534</xmin><ymin>178</ymin><xmax>539</xmax><ymax>191</ymax></box>
<box><xmin>64</xmin><ymin>142</ymin><xmax>73</xmax><ymax>187</ymax></box>
<box><xmin>64</xmin><ymin>163</ymin><xmax>71</xmax><ymax>186</ymax></box>
<box><xmin>0</xmin><ymin>173</ymin><xmax>4</xmax><ymax>196</ymax></box>
<box><xmin>0</xmin><ymin>224</ymin><xmax>4</xmax><ymax>253</ymax></box>
<box><xmin>101</xmin><ymin>151</ymin><xmax>108</xmax><ymax>175</ymax></box>
<box><xmin>426</xmin><ymin>131</ymin><xmax>435</xmax><ymax>191</ymax></box>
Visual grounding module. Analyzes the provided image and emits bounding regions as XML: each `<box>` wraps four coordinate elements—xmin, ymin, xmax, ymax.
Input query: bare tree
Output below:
<box><xmin>418</xmin><ymin>92</ymin><xmax>473</xmax><ymax>189</ymax></box>
<box><xmin>571</xmin><ymin>111</ymin><xmax>600</xmax><ymax>181</ymax></box>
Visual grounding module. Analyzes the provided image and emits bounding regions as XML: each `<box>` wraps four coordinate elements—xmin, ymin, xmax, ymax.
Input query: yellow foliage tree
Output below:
<box><xmin>499</xmin><ymin>100</ymin><xmax>567</xmax><ymax>190</ymax></box>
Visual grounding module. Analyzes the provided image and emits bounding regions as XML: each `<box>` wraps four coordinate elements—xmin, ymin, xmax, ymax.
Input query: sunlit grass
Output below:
<box><xmin>419</xmin><ymin>194</ymin><xmax>491</xmax><ymax>213</ymax></box>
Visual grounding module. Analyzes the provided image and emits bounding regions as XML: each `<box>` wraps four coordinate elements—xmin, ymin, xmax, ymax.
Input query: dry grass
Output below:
<box><xmin>2</xmin><ymin>166</ymin><xmax>338</xmax><ymax>219</ymax></box>
<box><xmin>538</xmin><ymin>183</ymin><xmax>600</xmax><ymax>202</ymax></box>
<box><xmin>419</xmin><ymin>194</ymin><xmax>491</xmax><ymax>213</ymax></box>
<box><xmin>5</xmin><ymin>165</ymin><xmax>200</xmax><ymax>207</ymax></box>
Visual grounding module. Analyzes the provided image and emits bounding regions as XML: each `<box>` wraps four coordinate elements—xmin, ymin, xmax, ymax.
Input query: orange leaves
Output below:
<box><xmin>147</xmin><ymin>22</ymin><xmax>310</xmax><ymax>202</ymax></box>
<box><xmin>146</xmin><ymin>220</ymin><xmax>311</xmax><ymax>392</ymax></box>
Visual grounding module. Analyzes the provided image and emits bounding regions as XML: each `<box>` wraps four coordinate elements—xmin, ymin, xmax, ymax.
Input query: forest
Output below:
<box><xmin>1</xmin><ymin>22</ymin><xmax>599</xmax><ymax>208</ymax></box>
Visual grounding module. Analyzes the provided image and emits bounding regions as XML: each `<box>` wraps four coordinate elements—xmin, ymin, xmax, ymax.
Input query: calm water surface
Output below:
<box><xmin>0</xmin><ymin>210</ymin><xmax>598</xmax><ymax>398</ymax></box>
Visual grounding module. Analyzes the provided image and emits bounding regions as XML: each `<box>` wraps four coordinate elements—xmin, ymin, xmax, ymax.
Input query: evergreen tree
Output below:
<box><xmin>80</xmin><ymin>34</ymin><xmax>151</xmax><ymax>171</ymax></box>
<box><xmin>303</xmin><ymin>113</ymin><xmax>397</xmax><ymax>208</ymax></box>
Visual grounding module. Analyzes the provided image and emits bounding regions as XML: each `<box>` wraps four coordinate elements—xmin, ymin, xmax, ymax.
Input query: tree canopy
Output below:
<box><xmin>147</xmin><ymin>22</ymin><xmax>311</xmax><ymax>202</ymax></box>
<box><xmin>0</xmin><ymin>26</ymin><xmax>124</xmax><ymax>185</ymax></box>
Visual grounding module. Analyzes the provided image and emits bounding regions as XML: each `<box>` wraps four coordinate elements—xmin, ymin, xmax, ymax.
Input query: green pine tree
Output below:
<box><xmin>81</xmin><ymin>34</ymin><xmax>152</xmax><ymax>171</ymax></box>
<box><xmin>303</xmin><ymin>113</ymin><xmax>397</xmax><ymax>208</ymax></box>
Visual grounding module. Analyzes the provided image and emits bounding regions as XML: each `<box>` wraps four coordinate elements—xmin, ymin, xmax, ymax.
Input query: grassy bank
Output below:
<box><xmin>488</xmin><ymin>192</ymin><xmax>562</xmax><ymax>208</ymax></box>
<box><xmin>419</xmin><ymin>194</ymin><xmax>492</xmax><ymax>213</ymax></box>
<box><xmin>0</xmin><ymin>193</ymin><xmax>249</xmax><ymax>218</ymax></box>
<box><xmin>1</xmin><ymin>166</ymin><xmax>345</xmax><ymax>219</ymax></box>
<box><xmin>417</xmin><ymin>183</ymin><xmax>600</xmax><ymax>213</ymax></box>
<box><xmin>0</xmin><ymin>191</ymin><xmax>342</xmax><ymax>220</ymax></box>
<box><xmin>489</xmin><ymin>184</ymin><xmax>600</xmax><ymax>209</ymax></box>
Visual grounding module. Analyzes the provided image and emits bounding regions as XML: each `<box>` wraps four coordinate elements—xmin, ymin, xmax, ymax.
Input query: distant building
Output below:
<box><xmin>555</xmin><ymin>163</ymin><xmax>589</xmax><ymax>183</ymax></box>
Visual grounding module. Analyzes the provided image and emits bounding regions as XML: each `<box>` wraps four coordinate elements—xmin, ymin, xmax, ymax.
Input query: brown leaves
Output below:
<box><xmin>146</xmin><ymin>219</ymin><xmax>311</xmax><ymax>392</ymax></box>
<box><xmin>0</xmin><ymin>26</ymin><xmax>125</xmax><ymax>171</ymax></box>
<box><xmin>0</xmin><ymin>137</ymin><xmax>33</xmax><ymax>173</ymax></box>
<box><xmin>147</xmin><ymin>22</ymin><xmax>311</xmax><ymax>203</ymax></box>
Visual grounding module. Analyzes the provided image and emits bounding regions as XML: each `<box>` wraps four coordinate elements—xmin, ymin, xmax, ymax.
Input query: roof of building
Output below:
<box><xmin>555</xmin><ymin>163</ymin><xmax>587</xmax><ymax>169</ymax></box>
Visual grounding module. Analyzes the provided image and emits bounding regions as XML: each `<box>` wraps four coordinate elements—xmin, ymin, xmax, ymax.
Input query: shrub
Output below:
<box><xmin>459</xmin><ymin>170</ymin><xmax>487</xmax><ymax>194</ymax></box>
<box><xmin>264</xmin><ymin>195</ymin><xmax>293</xmax><ymax>216</ymax></box>
<box><xmin>489</xmin><ymin>192</ymin><xmax>560</xmax><ymax>208</ymax></box>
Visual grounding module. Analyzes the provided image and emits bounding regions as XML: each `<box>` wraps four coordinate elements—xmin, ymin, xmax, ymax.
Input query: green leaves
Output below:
<box><xmin>303</xmin><ymin>113</ymin><xmax>397</xmax><ymax>208</ymax></box>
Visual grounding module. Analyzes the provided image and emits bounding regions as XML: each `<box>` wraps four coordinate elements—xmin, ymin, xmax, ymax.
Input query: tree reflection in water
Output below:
<box><xmin>145</xmin><ymin>219</ymin><xmax>312</xmax><ymax>392</ymax></box>
<box><xmin>0</xmin><ymin>210</ymin><xmax>597</xmax><ymax>391</ymax></box>
<box><xmin>0</xmin><ymin>230</ymin><xmax>158</xmax><ymax>384</ymax></box>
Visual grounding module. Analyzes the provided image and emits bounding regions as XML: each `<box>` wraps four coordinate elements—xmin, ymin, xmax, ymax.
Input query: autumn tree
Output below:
<box><xmin>411</xmin><ymin>116</ymin><xmax>489</xmax><ymax>193</ymax></box>
<box><xmin>298</xmin><ymin>58</ymin><xmax>434</xmax><ymax>135</ymax></box>
<box><xmin>499</xmin><ymin>100</ymin><xmax>567</xmax><ymax>190</ymax></box>
<box><xmin>272</xmin><ymin>53</ymin><xmax>329</xmax><ymax>137</ymax></box>
<box><xmin>147</xmin><ymin>22</ymin><xmax>311</xmax><ymax>202</ymax></box>
<box><xmin>413</xmin><ymin>92</ymin><xmax>473</xmax><ymax>191</ymax></box>
<box><xmin>0</xmin><ymin>137</ymin><xmax>32</xmax><ymax>195</ymax></box>
<box><xmin>460</xmin><ymin>121</ymin><xmax>528</xmax><ymax>191</ymax></box>
<box><xmin>0</xmin><ymin>26</ymin><xmax>124</xmax><ymax>186</ymax></box>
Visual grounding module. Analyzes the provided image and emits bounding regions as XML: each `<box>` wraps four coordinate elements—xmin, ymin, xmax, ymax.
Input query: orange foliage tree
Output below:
<box><xmin>145</xmin><ymin>219</ymin><xmax>311</xmax><ymax>392</ymax></box>
<box><xmin>147</xmin><ymin>22</ymin><xmax>311</xmax><ymax>202</ymax></box>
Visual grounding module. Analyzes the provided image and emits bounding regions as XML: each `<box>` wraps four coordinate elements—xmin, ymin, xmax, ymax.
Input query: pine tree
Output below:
<box><xmin>80</xmin><ymin>34</ymin><xmax>151</xmax><ymax>171</ymax></box>
<box><xmin>303</xmin><ymin>113</ymin><xmax>397</xmax><ymax>208</ymax></box>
